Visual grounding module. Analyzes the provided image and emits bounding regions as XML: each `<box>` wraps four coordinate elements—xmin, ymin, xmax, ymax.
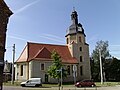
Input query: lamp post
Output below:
<box><xmin>99</xmin><ymin>49</ymin><xmax>103</xmax><ymax>85</ymax></box>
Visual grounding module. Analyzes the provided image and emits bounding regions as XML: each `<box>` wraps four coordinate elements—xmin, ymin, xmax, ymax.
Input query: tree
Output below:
<box><xmin>47</xmin><ymin>50</ymin><xmax>67</xmax><ymax>86</ymax></box>
<box><xmin>106</xmin><ymin>57</ymin><xmax>120</xmax><ymax>81</ymax></box>
<box><xmin>91</xmin><ymin>40</ymin><xmax>111</xmax><ymax>81</ymax></box>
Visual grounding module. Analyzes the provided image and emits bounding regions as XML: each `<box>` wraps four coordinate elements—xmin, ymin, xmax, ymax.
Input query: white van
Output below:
<box><xmin>21</xmin><ymin>78</ymin><xmax>42</xmax><ymax>87</ymax></box>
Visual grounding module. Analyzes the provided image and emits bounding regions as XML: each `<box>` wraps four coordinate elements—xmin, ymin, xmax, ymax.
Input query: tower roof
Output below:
<box><xmin>66</xmin><ymin>10</ymin><xmax>86</xmax><ymax>37</ymax></box>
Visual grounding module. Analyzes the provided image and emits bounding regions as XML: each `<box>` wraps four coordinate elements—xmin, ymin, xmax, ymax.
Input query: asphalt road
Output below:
<box><xmin>3</xmin><ymin>85</ymin><xmax>120</xmax><ymax>90</ymax></box>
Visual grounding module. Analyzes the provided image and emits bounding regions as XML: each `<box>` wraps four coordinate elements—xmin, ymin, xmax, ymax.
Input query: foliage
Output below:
<box><xmin>47</xmin><ymin>50</ymin><xmax>67</xmax><ymax>80</ymax></box>
<box><xmin>91</xmin><ymin>40</ymin><xmax>120</xmax><ymax>82</ymax></box>
<box><xmin>91</xmin><ymin>40</ymin><xmax>111</xmax><ymax>81</ymax></box>
<box><xmin>92</xmin><ymin>40</ymin><xmax>110</xmax><ymax>62</ymax></box>
<box><xmin>105</xmin><ymin>57</ymin><xmax>120</xmax><ymax>81</ymax></box>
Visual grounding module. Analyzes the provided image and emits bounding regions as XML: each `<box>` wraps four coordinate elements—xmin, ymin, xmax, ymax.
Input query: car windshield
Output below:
<box><xmin>82</xmin><ymin>80</ymin><xmax>92</xmax><ymax>82</ymax></box>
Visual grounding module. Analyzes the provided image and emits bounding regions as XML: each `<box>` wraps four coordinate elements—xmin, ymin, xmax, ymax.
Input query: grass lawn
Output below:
<box><xmin>95</xmin><ymin>82</ymin><xmax>120</xmax><ymax>87</ymax></box>
<box><xmin>3</xmin><ymin>81</ymin><xmax>120</xmax><ymax>86</ymax></box>
<box><xmin>3</xmin><ymin>81</ymin><xmax>120</xmax><ymax>90</ymax></box>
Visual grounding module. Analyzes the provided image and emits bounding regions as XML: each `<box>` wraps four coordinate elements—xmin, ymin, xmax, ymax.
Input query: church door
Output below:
<box><xmin>45</xmin><ymin>74</ymin><xmax>48</xmax><ymax>83</ymax></box>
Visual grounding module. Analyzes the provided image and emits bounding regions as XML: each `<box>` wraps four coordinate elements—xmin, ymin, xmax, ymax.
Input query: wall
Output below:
<box><xmin>29</xmin><ymin>60</ymin><xmax>75</xmax><ymax>83</ymax></box>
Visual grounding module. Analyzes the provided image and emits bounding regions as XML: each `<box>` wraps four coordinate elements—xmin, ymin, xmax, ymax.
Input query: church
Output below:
<box><xmin>15</xmin><ymin>10</ymin><xmax>91</xmax><ymax>83</ymax></box>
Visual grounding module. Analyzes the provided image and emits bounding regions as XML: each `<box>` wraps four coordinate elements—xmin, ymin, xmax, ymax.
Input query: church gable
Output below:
<box><xmin>34</xmin><ymin>47</ymin><xmax>51</xmax><ymax>59</ymax></box>
<box><xmin>16</xmin><ymin>45</ymin><xmax>28</xmax><ymax>62</ymax></box>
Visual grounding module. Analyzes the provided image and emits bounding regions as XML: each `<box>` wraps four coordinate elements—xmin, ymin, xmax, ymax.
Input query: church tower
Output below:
<box><xmin>65</xmin><ymin>10</ymin><xmax>91</xmax><ymax>80</ymax></box>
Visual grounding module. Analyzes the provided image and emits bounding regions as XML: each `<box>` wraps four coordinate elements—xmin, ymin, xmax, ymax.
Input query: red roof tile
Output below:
<box><xmin>16</xmin><ymin>42</ymin><xmax>78</xmax><ymax>64</ymax></box>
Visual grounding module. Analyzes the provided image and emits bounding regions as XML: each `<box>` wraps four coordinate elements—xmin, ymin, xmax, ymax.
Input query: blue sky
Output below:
<box><xmin>4</xmin><ymin>0</ymin><xmax>120</xmax><ymax>62</ymax></box>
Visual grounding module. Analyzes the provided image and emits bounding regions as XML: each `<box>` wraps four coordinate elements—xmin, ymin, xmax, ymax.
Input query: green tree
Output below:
<box><xmin>106</xmin><ymin>57</ymin><xmax>120</xmax><ymax>81</ymax></box>
<box><xmin>91</xmin><ymin>40</ymin><xmax>111</xmax><ymax>81</ymax></box>
<box><xmin>47</xmin><ymin>50</ymin><xmax>67</xmax><ymax>86</ymax></box>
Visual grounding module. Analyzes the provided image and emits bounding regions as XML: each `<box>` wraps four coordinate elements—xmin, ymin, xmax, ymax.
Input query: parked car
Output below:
<box><xmin>21</xmin><ymin>78</ymin><xmax>42</xmax><ymax>87</ymax></box>
<box><xmin>75</xmin><ymin>80</ymin><xmax>96</xmax><ymax>87</ymax></box>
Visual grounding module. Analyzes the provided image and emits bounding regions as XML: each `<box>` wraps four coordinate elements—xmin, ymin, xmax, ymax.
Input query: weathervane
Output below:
<box><xmin>73</xmin><ymin>7</ymin><xmax>75</xmax><ymax>11</ymax></box>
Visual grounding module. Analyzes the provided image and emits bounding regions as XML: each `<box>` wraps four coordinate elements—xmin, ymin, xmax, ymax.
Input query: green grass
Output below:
<box><xmin>3</xmin><ymin>81</ymin><xmax>21</xmax><ymax>86</ymax></box>
<box><xmin>3</xmin><ymin>82</ymin><xmax>120</xmax><ymax>90</ymax></box>
<box><xmin>95</xmin><ymin>82</ymin><xmax>120</xmax><ymax>87</ymax></box>
<box><xmin>3</xmin><ymin>81</ymin><xmax>120</xmax><ymax>87</ymax></box>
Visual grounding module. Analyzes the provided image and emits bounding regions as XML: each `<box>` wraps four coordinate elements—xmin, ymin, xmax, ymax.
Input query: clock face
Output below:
<box><xmin>78</xmin><ymin>26</ymin><xmax>82</xmax><ymax>31</ymax></box>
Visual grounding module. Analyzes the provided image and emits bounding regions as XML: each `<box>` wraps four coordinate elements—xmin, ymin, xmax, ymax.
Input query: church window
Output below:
<box><xmin>80</xmin><ymin>47</ymin><xmax>82</xmax><ymax>51</ymax></box>
<box><xmin>20</xmin><ymin>65</ymin><xmax>23</xmax><ymax>76</ymax></box>
<box><xmin>79</xmin><ymin>36</ymin><xmax>81</xmax><ymax>42</ymax></box>
<box><xmin>41</xmin><ymin>63</ymin><xmax>44</xmax><ymax>70</ymax></box>
<box><xmin>67</xmin><ymin>65</ymin><xmax>70</xmax><ymax>75</ymax></box>
<box><xmin>80</xmin><ymin>56</ymin><xmax>82</xmax><ymax>62</ymax></box>
<box><xmin>80</xmin><ymin>66</ymin><xmax>83</xmax><ymax>76</ymax></box>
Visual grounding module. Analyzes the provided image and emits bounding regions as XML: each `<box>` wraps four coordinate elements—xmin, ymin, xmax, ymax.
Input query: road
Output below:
<box><xmin>3</xmin><ymin>85</ymin><xmax>120</xmax><ymax>90</ymax></box>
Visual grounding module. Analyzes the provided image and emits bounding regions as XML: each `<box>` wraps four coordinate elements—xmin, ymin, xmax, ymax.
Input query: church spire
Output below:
<box><xmin>71</xmin><ymin>8</ymin><xmax>78</xmax><ymax>25</ymax></box>
<box><xmin>65</xmin><ymin>9</ymin><xmax>86</xmax><ymax>37</ymax></box>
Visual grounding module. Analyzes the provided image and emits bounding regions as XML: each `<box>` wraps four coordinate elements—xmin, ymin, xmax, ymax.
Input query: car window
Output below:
<box><xmin>83</xmin><ymin>80</ymin><xmax>92</xmax><ymax>82</ymax></box>
<box><xmin>26</xmin><ymin>80</ymin><xmax>31</xmax><ymax>83</ymax></box>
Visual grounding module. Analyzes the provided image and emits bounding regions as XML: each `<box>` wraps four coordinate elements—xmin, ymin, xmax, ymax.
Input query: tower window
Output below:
<box><xmin>79</xmin><ymin>36</ymin><xmax>81</xmax><ymax>42</ymax></box>
<box><xmin>80</xmin><ymin>47</ymin><xmax>82</xmax><ymax>51</ymax></box>
<box><xmin>80</xmin><ymin>66</ymin><xmax>83</xmax><ymax>76</ymax></box>
<box><xmin>67</xmin><ymin>38</ymin><xmax>69</xmax><ymax>44</ymax></box>
<box><xmin>80</xmin><ymin>56</ymin><xmax>82</xmax><ymax>62</ymax></box>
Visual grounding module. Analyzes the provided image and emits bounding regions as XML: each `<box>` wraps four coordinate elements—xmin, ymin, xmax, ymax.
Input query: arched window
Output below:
<box><xmin>67</xmin><ymin>65</ymin><xmax>70</xmax><ymax>75</ymax></box>
<box><xmin>79</xmin><ymin>36</ymin><xmax>81</xmax><ymax>42</ymax></box>
<box><xmin>20</xmin><ymin>65</ymin><xmax>23</xmax><ymax>76</ymax></box>
<box><xmin>41</xmin><ymin>63</ymin><xmax>44</xmax><ymax>70</ymax></box>
<box><xmin>80</xmin><ymin>56</ymin><xmax>82</xmax><ymax>62</ymax></box>
<box><xmin>80</xmin><ymin>47</ymin><xmax>82</xmax><ymax>51</ymax></box>
<box><xmin>80</xmin><ymin>66</ymin><xmax>83</xmax><ymax>76</ymax></box>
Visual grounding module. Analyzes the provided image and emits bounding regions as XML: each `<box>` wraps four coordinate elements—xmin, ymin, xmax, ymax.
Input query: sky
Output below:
<box><xmin>4</xmin><ymin>0</ymin><xmax>120</xmax><ymax>62</ymax></box>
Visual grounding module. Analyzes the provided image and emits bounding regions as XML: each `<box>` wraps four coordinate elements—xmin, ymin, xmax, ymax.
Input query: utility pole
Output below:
<box><xmin>99</xmin><ymin>49</ymin><xmax>103</xmax><ymax>85</ymax></box>
<box><xmin>11</xmin><ymin>44</ymin><xmax>15</xmax><ymax>84</ymax></box>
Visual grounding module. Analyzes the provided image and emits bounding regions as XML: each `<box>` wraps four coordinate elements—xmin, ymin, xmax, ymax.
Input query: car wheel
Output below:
<box><xmin>35</xmin><ymin>84</ymin><xmax>39</xmax><ymax>87</ymax></box>
<box><xmin>21</xmin><ymin>84</ymin><xmax>25</xmax><ymax>87</ymax></box>
<box><xmin>39</xmin><ymin>84</ymin><xmax>42</xmax><ymax>87</ymax></box>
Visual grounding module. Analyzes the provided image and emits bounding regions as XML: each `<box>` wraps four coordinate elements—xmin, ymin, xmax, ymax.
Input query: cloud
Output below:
<box><xmin>87</xmin><ymin>34</ymin><xmax>99</xmax><ymax>43</ymax></box>
<box><xmin>8</xmin><ymin>35</ymin><xmax>28</xmax><ymax>41</ymax></box>
<box><xmin>14</xmin><ymin>0</ymin><xmax>40</xmax><ymax>14</ymax></box>
<box><xmin>39</xmin><ymin>34</ymin><xmax>65</xmax><ymax>44</ymax></box>
<box><xmin>42</xmin><ymin>33</ymin><xmax>64</xmax><ymax>41</ymax></box>
<box><xmin>7</xmin><ymin>33</ymin><xmax>65</xmax><ymax>44</ymax></box>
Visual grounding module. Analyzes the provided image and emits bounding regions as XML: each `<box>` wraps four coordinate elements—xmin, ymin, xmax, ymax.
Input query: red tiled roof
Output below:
<box><xmin>33</xmin><ymin>47</ymin><xmax>51</xmax><ymax>59</ymax></box>
<box><xmin>16</xmin><ymin>42</ymin><xmax>78</xmax><ymax>64</ymax></box>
